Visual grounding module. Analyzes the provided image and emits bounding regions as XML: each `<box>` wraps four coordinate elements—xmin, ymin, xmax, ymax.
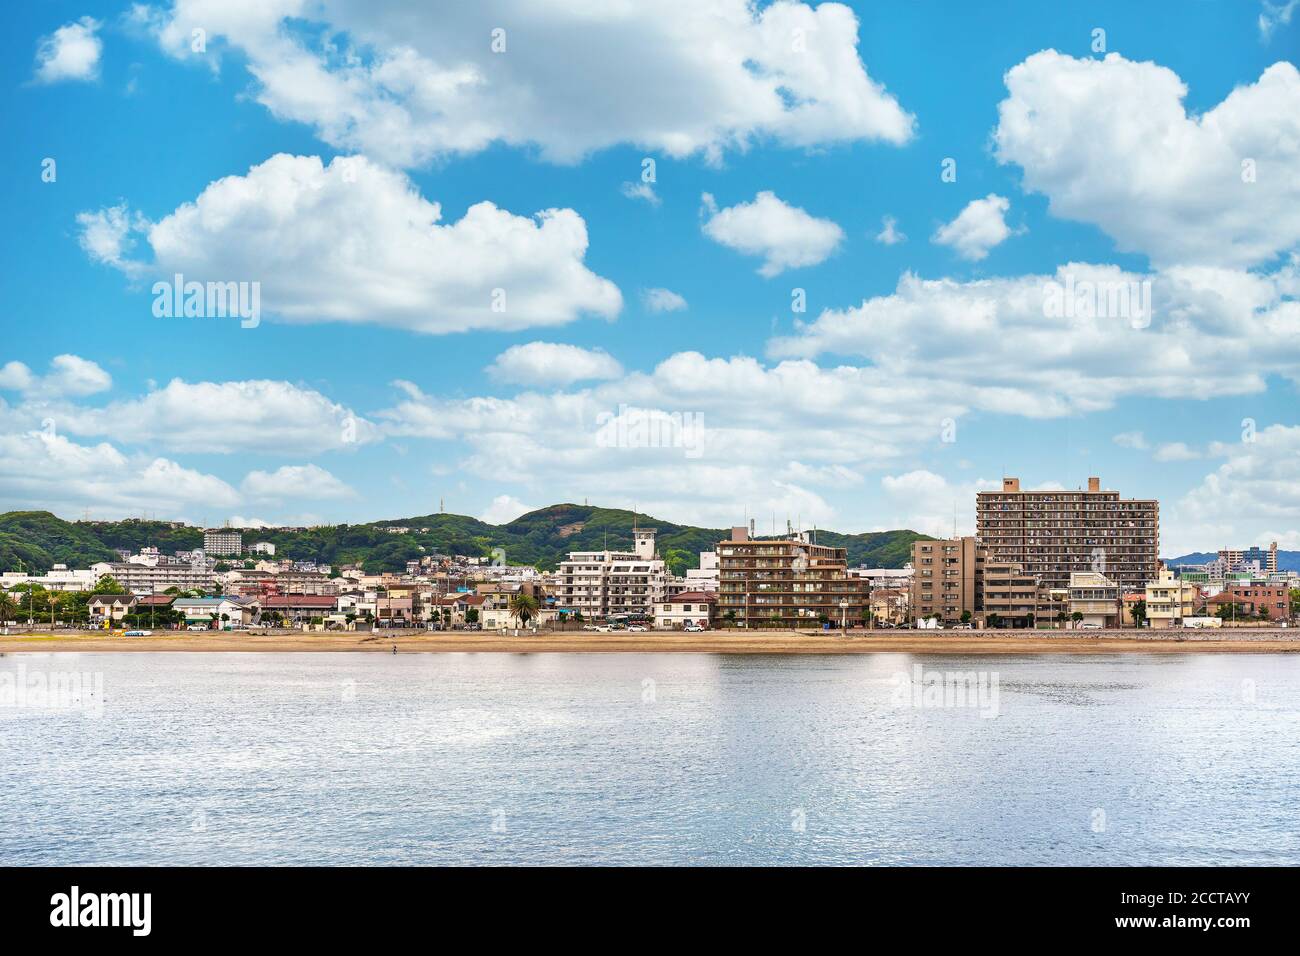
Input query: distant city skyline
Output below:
<box><xmin>2</xmin><ymin>2</ymin><xmax>1298</xmax><ymax>558</ymax></box>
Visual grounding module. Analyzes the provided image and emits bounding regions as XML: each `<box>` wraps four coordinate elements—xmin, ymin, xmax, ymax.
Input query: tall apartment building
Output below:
<box><xmin>554</xmin><ymin>529</ymin><xmax>666</xmax><ymax>620</ymax></box>
<box><xmin>911</xmin><ymin>537</ymin><xmax>980</xmax><ymax>623</ymax></box>
<box><xmin>976</xmin><ymin>476</ymin><xmax>1158</xmax><ymax>594</ymax></box>
<box><xmin>203</xmin><ymin>528</ymin><xmax>243</xmax><ymax>557</ymax></box>
<box><xmin>1232</xmin><ymin>542</ymin><xmax>1279</xmax><ymax>574</ymax></box>
<box><xmin>717</xmin><ymin>526</ymin><xmax>869</xmax><ymax>628</ymax></box>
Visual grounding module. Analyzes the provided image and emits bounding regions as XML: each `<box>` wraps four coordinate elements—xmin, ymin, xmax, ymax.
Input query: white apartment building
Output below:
<box><xmin>0</xmin><ymin>565</ymin><xmax>99</xmax><ymax>592</ymax></box>
<box><xmin>851</xmin><ymin>566</ymin><xmax>915</xmax><ymax>591</ymax></box>
<box><xmin>684</xmin><ymin>550</ymin><xmax>720</xmax><ymax>592</ymax></box>
<box><xmin>90</xmin><ymin>561</ymin><xmax>216</xmax><ymax>595</ymax></box>
<box><xmin>555</xmin><ymin>529</ymin><xmax>666</xmax><ymax>620</ymax></box>
<box><xmin>203</xmin><ymin>528</ymin><xmax>243</xmax><ymax>556</ymax></box>
<box><xmin>1068</xmin><ymin>571</ymin><xmax>1120</xmax><ymax>628</ymax></box>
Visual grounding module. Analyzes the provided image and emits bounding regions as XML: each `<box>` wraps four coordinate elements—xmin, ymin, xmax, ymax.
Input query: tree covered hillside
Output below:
<box><xmin>0</xmin><ymin>506</ymin><xmax>931</xmax><ymax>575</ymax></box>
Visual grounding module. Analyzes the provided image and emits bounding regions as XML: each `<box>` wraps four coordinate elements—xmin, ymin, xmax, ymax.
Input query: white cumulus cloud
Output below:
<box><xmin>701</xmin><ymin>190</ymin><xmax>844</xmax><ymax>277</ymax></box>
<box><xmin>33</xmin><ymin>17</ymin><xmax>102</xmax><ymax>84</ymax></box>
<box><xmin>994</xmin><ymin>51</ymin><xmax>1300</xmax><ymax>268</ymax></box>
<box><xmin>641</xmin><ymin>288</ymin><xmax>688</xmax><ymax>313</ymax></box>
<box><xmin>0</xmin><ymin>355</ymin><xmax>111</xmax><ymax>399</ymax></box>
<box><xmin>78</xmin><ymin>153</ymin><xmax>621</xmax><ymax>334</ymax></box>
<box><xmin>480</xmin><ymin>495</ymin><xmax>536</xmax><ymax>526</ymax></box>
<box><xmin>932</xmin><ymin>194</ymin><xmax>1015</xmax><ymax>261</ymax></box>
<box><xmin>241</xmin><ymin>464</ymin><xmax>355</xmax><ymax>500</ymax></box>
<box><xmin>143</xmin><ymin>0</ymin><xmax>914</xmax><ymax>167</ymax></box>
<box><xmin>486</xmin><ymin>342</ymin><xmax>623</xmax><ymax>387</ymax></box>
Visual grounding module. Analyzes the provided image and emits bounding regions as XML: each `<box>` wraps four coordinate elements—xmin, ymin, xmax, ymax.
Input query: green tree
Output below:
<box><xmin>92</xmin><ymin>574</ymin><xmax>125</xmax><ymax>594</ymax></box>
<box><xmin>663</xmin><ymin>548</ymin><xmax>693</xmax><ymax>577</ymax></box>
<box><xmin>960</xmin><ymin>610</ymin><xmax>972</xmax><ymax>624</ymax></box>
<box><xmin>1071</xmin><ymin>611</ymin><xmax>1085</xmax><ymax>626</ymax></box>
<box><xmin>1129</xmin><ymin>599</ymin><xmax>1146</xmax><ymax>626</ymax></box>
<box><xmin>465</xmin><ymin>608</ymin><xmax>480</xmax><ymax>624</ymax></box>
<box><xmin>1216</xmin><ymin>602</ymin><xmax>1246</xmax><ymax>621</ymax></box>
<box><xmin>508</xmin><ymin>593</ymin><xmax>539</xmax><ymax>629</ymax></box>
<box><xmin>986</xmin><ymin>613</ymin><xmax>1001</xmax><ymax>629</ymax></box>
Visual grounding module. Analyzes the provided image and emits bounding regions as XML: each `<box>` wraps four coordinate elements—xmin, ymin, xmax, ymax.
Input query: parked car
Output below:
<box><xmin>626</xmin><ymin>624</ymin><xmax>647</xmax><ymax>632</ymax></box>
<box><xmin>582</xmin><ymin>624</ymin><xmax>600</xmax><ymax>631</ymax></box>
<box><xmin>1080</xmin><ymin>623</ymin><xmax>1102</xmax><ymax>629</ymax></box>
<box><xmin>186</xmin><ymin>624</ymin><xmax>209</xmax><ymax>631</ymax></box>
<box><xmin>123</xmin><ymin>629</ymin><xmax>152</xmax><ymax>637</ymax></box>
<box><xmin>683</xmin><ymin>623</ymin><xmax>706</xmax><ymax>632</ymax></box>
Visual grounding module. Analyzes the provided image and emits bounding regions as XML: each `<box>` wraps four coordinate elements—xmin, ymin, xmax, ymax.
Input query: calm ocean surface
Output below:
<box><xmin>2</xmin><ymin>651</ymin><xmax>1298</xmax><ymax>866</ymax></box>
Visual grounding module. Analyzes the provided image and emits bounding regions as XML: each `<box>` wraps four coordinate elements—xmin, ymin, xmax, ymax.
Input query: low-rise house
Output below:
<box><xmin>88</xmin><ymin>594</ymin><xmax>138</xmax><ymax>622</ymax></box>
<box><xmin>654</xmin><ymin>591</ymin><xmax>717</xmax><ymax>629</ymax></box>
<box><xmin>1144</xmin><ymin>569</ymin><xmax>1201</xmax><ymax>627</ymax></box>
<box><xmin>376</xmin><ymin>595</ymin><xmax>415</xmax><ymax>627</ymax></box>
<box><xmin>1068</xmin><ymin>572</ymin><xmax>1120</xmax><ymax>628</ymax></box>
<box><xmin>869</xmin><ymin>587</ymin><xmax>910</xmax><ymax>627</ymax></box>
<box><xmin>172</xmin><ymin>597</ymin><xmax>253</xmax><ymax>627</ymax></box>
<box><xmin>260</xmin><ymin>594</ymin><xmax>338</xmax><ymax>624</ymax></box>
<box><xmin>1208</xmin><ymin>585</ymin><xmax>1291</xmax><ymax>622</ymax></box>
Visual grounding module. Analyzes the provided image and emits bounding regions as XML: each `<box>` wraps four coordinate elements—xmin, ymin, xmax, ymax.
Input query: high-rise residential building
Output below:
<box><xmin>203</xmin><ymin>528</ymin><xmax>243</xmax><ymax>557</ymax></box>
<box><xmin>911</xmin><ymin>537</ymin><xmax>980</xmax><ymax>623</ymax></box>
<box><xmin>717</xmin><ymin>526</ymin><xmax>869</xmax><ymax>628</ymax></box>
<box><xmin>976</xmin><ymin>476</ymin><xmax>1159</xmax><ymax>595</ymax></box>
<box><xmin>1236</xmin><ymin>542</ymin><xmax>1279</xmax><ymax>574</ymax></box>
<box><xmin>554</xmin><ymin>528</ymin><xmax>666</xmax><ymax>620</ymax></box>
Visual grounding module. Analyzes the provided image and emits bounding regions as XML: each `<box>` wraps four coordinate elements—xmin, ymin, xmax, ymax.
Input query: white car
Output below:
<box><xmin>683</xmin><ymin>623</ymin><xmax>706</xmax><ymax>633</ymax></box>
<box><xmin>186</xmin><ymin>624</ymin><xmax>209</xmax><ymax>631</ymax></box>
<box><xmin>626</xmin><ymin>624</ymin><xmax>647</xmax><ymax>632</ymax></box>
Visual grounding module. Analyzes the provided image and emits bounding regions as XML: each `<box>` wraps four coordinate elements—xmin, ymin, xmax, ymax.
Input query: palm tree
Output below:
<box><xmin>0</xmin><ymin>592</ymin><xmax>17</xmax><ymax>625</ymax></box>
<box><xmin>508</xmin><ymin>593</ymin><xmax>539</xmax><ymax>630</ymax></box>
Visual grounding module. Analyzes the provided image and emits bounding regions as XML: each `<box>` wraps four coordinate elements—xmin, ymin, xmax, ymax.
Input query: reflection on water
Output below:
<box><xmin>2</xmin><ymin>652</ymin><xmax>1298</xmax><ymax>865</ymax></box>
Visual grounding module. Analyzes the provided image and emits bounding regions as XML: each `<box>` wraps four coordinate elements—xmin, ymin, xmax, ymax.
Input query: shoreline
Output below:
<box><xmin>2</xmin><ymin>628</ymin><xmax>1298</xmax><ymax>655</ymax></box>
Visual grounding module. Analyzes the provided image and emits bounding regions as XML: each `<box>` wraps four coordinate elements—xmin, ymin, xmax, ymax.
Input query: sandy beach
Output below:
<box><xmin>1</xmin><ymin>628</ymin><xmax>1297</xmax><ymax>654</ymax></box>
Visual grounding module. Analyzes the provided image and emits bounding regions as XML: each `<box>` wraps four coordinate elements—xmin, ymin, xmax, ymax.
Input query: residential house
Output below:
<box><xmin>88</xmin><ymin>594</ymin><xmax>138</xmax><ymax>622</ymax></box>
<box><xmin>654</xmin><ymin>591</ymin><xmax>717</xmax><ymax>629</ymax></box>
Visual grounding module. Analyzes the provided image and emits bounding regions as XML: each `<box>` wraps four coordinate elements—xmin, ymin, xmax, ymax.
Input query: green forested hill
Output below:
<box><xmin>0</xmin><ymin>506</ymin><xmax>931</xmax><ymax>574</ymax></box>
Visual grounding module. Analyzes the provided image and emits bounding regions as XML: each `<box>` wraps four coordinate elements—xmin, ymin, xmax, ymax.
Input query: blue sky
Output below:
<box><xmin>1</xmin><ymin>0</ymin><xmax>1297</xmax><ymax>555</ymax></box>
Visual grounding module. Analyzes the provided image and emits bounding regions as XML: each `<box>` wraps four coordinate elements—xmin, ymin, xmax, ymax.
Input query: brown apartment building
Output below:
<box><xmin>717</xmin><ymin>527</ymin><xmax>869</xmax><ymax>628</ymax></box>
<box><xmin>911</xmin><ymin>537</ymin><xmax>980</xmax><ymax>622</ymax></box>
<box><xmin>912</xmin><ymin>537</ymin><xmax>1068</xmax><ymax>626</ymax></box>
<box><xmin>976</xmin><ymin>476</ymin><xmax>1159</xmax><ymax>595</ymax></box>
